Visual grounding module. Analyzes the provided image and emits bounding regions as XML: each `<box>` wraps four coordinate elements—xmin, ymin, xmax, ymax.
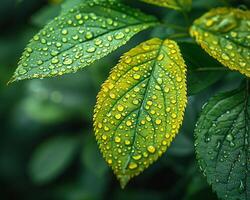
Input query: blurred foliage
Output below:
<box><xmin>0</xmin><ymin>0</ymin><xmax>249</xmax><ymax>200</ymax></box>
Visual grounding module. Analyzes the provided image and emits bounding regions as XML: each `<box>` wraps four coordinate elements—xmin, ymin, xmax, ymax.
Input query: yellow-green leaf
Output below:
<box><xmin>93</xmin><ymin>38</ymin><xmax>187</xmax><ymax>188</ymax></box>
<box><xmin>190</xmin><ymin>7</ymin><xmax>250</xmax><ymax>77</ymax></box>
<box><xmin>141</xmin><ymin>0</ymin><xmax>192</xmax><ymax>11</ymax></box>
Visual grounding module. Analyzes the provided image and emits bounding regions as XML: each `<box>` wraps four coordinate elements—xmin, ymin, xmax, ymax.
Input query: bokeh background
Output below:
<box><xmin>0</xmin><ymin>0</ymin><xmax>249</xmax><ymax>200</ymax></box>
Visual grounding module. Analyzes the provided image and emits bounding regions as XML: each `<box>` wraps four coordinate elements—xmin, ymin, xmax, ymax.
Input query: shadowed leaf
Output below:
<box><xmin>195</xmin><ymin>81</ymin><xmax>250</xmax><ymax>200</ymax></box>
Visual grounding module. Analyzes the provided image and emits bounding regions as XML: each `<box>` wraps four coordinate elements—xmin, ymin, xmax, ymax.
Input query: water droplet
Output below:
<box><xmin>115</xmin><ymin>136</ymin><xmax>121</xmax><ymax>143</ymax></box>
<box><xmin>51</xmin><ymin>57</ymin><xmax>59</xmax><ymax>64</ymax></box>
<box><xmin>125</xmin><ymin>140</ymin><xmax>130</xmax><ymax>145</ymax></box>
<box><xmin>157</xmin><ymin>54</ymin><xmax>164</xmax><ymax>61</ymax></box>
<box><xmin>155</xmin><ymin>119</ymin><xmax>162</xmax><ymax>125</ymax></box>
<box><xmin>85</xmin><ymin>31</ymin><xmax>93</xmax><ymax>39</ymax></box>
<box><xmin>128</xmin><ymin>162</ymin><xmax>138</xmax><ymax>169</ymax></box>
<box><xmin>114</xmin><ymin>32</ymin><xmax>125</xmax><ymax>40</ymax></box>
<box><xmin>102</xmin><ymin>135</ymin><xmax>107</xmax><ymax>140</ymax></box>
<box><xmin>226</xmin><ymin>134</ymin><xmax>234</xmax><ymax>142</ymax></box>
<box><xmin>132</xmin><ymin>155</ymin><xmax>142</xmax><ymax>160</ymax></box>
<box><xmin>206</xmin><ymin>19</ymin><xmax>214</xmax><ymax>27</ymax></box>
<box><xmin>124</xmin><ymin>56</ymin><xmax>132</xmax><ymax>64</ymax></box>
<box><xmin>126</xmin><ymin>121</ymin><xmax>132</xmax><ymax>126</ymax></box>
<box><xmin>109</xmin><ymin>93</ymin><xmax>116</xmax><ymax>99</ymax></box>
<box><xmin>63</xmin><ymin>58</ymin><xmax>73</xmax><ymax>65</ymax></box>
<box><xmin>108</xmin><ymin>159</ymin><xmax>112</xmax><ymax>164</ymax></box>
<box><xmin>87</xmin><ymin>47</ymin><xmax>96</xmax><ymax>53</ymax></box>
<box><xmin>222</xmin><ymin>53</ymin><xmax>230</xmax><ymax>60</ymax></box>
<box><xmin>133</xmin><ymin>74</ymin><xmax>141</xmax><ymax>80</ymax></box>
<box><xmin>147</xmin><ymin>101</ymin><xmax>153</xmax><ymax>106</ymax></box>
<box><xmin>75</xmin><ymin>14</ymin><xmax>82</xmax><ymax>20</ymax></box>
<box><xmin>61</xmin><ymin>29</ymin><xmax>68</xmax><ymax>35</ymax></box>
<box><xmin>115</xmin><ymin>114</ymin><xmax>121</xmax><ymax>119</ymax></box>
<box><xmin>147</xmin><ymin>145</ymin><xmax>156</xmax><ymax>153</ymax></box>
<box><xmin>176</xmin><ymin>77</ymin><xmax>182</xmax><ymax>82</ymax></box>
<box><xmin>117</xmin><ymin>105</ymin><xmax>124</xmax><ymax>111</ymax></box>
<box><xmin>18</xmin><ymin>68</ymin><xmax>27</xmax><ymax>75</ymax></box>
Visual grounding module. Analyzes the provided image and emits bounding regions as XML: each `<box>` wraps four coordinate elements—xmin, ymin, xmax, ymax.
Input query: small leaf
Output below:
<box><xmin>29</xmin><ymin>136</ymin><xmax>79</xmax><ymax>184</ymax></box>
<box><xmin>190</xmin><ymin>7</ymin><xmax>250</xmax><ymax>77</ymax></box>
<box><xmin>94</xmin><ymin>38</ymin><xmax>187</xmax><ymax>188</ymax></box>
<box><xmin>195</xmin><ymin>81</ymin><xmax>250</xmax><ymax>200</ymax></box>
<box><xmin>10</xmin><ymin>0</ymin><xmax>158</xmax><ymax>83</ymax></box>
<box><xmin>141</xmin><ymin>0</ymin><xmax>192</xmax><ymax>11</ymax></box>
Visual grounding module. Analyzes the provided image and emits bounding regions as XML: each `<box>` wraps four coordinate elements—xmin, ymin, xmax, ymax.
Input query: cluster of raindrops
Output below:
<box><xmin>94</xmin><ymin>38</ymin><xmax>187</xmax><ymax>187</ymax></box>
<box><xmin>11</xmin><ymin>0</ymin><xmax>157</xmax><ymax>83</ymax></box>
<box><xmin>194</xmin><ymin>88</ymin><xmax>250</xmax><ymax>199</ymax></box>
<box><xmin>190</xmin><ymin>7</ymin><xmax>250</xmax><ymax>77</ymax></box>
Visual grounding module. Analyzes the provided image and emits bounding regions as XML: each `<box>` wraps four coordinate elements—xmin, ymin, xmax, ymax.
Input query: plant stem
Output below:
<box><xmin>195</xmin><ymin>67</ymin><xmax>228</xmax><ymax>71</ymax></box>
<box><xmin>181</xmin><ymin>10</ymin><xmax>190</xmax><ymax>26</ymax></box>
<box><xmin>160</xmin><ymin>22</ymin><xmax>188</xmax><ymax>31</ymax></box>
<box><xmin>168</xmin><ymin>33</ymin><xmax>190</xmax><ymax>39</ymax></box>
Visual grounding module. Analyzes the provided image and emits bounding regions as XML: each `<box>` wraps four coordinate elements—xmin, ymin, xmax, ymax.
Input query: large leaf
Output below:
<box><xmin>93</xmin><ymin>38</ymin><xmax>187</xmax><ymax>188</ymax></box>
<box><xmin>190</xmin><ymin>8</ymin><xmax>250</xmax><ymax>77</ymax></box>
<box><xmin>29</xmin><ymin>136</ymin><xmax>79</xmax><ymax>184</ymax></box>
<box><xmin>141</xmin><ymin>0</ymin><xmax>192</xmax><ymax>11</ymax></box>
<box><xmin>195</xmin><ymin>81</ymin><xmax>250</xmax><ymax>200</ymax></box>
<box><xmin>9</xmin><ymin>0</ymin><xmax>158</xmax><ymax>83</ymax></box>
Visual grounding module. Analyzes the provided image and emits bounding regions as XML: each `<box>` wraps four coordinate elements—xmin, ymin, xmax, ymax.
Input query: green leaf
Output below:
<box><xmin>179</xmin><ymin>42</ymin><xmax>226</xmax><ymax>95</ymax></box>
<box><xmin>29</xmin><ymin>136</ymin><xmax>79</xmax><ymax>184</ymax></box>
<box><xmin>10</xmin><ymin>0</ymin><xmax>158</xmax><ymax>83</ymax></box>
<box><xmin>195</xmin><ymin>81</ymin><xmax>250</xmax><ymax>200</ymax></box>
<box><xmin>141</xmin><ymin>0</ymin><xmax>192</xmax><ymax>11</ymax></box>
<box><xmin>94</xmin><ymin>38</ymin><xmax>187</xmax><ymax>188</ymax></box>
<box><xmin>190</xmin><ymin>7</ymin><xmax>250</xmax><ymax>77</ymax></box>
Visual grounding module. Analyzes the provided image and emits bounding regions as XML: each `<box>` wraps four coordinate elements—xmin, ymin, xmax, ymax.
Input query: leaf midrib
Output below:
<box><xmin>123</xmin><ymin>41</ymin><xmax>164</xmax><ymax>171</ymax></box>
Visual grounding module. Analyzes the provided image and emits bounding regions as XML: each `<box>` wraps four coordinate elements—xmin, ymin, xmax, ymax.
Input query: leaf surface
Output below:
<box><xmin>94</xmin><ymin>38</ymin><xmax>187</xmax><ymax>187</ymax></box>
<box><xmin>195</xmin><ymin>82</ymin><xmax>250</xmax><ymax>200</ymax></box>
<box><xmin>141</xmin><ymin>0</ymin><xmax>192</xmax><ymax>11</ymax></box>
<box><xmin>190</xmin><ymin>8</ymin><xmax>250</xmax><ymax>77</ymax></box>
<box><xmin>10</xmin><ymin>0</ymin><xmax>158</xmax><ymax>83</ymax></box>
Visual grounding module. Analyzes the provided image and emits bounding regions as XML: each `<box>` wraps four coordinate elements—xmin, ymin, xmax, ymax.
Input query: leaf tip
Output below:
<box><xmin>117</xmin><ymin>174</ymin><xmax>130</xmax><ymax>189</ymax></box>
<box><xmin>7</xmin><ymin>76</ymin><xmax>17</xmax><ymax>85</ymax></box>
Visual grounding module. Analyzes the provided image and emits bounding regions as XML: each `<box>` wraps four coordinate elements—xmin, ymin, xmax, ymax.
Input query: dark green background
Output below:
<box><xmin>0</xmin><ymin>0</ymin><xmax>249</xmax><ymax>199</ymax></box>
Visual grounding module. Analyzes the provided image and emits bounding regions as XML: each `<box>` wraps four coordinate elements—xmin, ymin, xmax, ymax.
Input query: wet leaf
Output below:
<box><xmin>195</xmin><ymin>81</ymin><xmax>250</xmax><ymax>200</ymax></box>
<box><xmin>93</xmin><ymin>38</ymin><xmax>187</xmax><ymax>188</ymax></box>
<box><xmin>141</xmin><ymin>0</ymin><xmax>192</xmax><ymax>11</ymax></box>
<box><xmin>10</xmin><ymin>0</ymin><xmax>158</xmax><ymax>83</ymax></box>
<box><xmin>190</xmin><ymin>8</ymin><xmax>250</xmax><ymax>77</ymax></box>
